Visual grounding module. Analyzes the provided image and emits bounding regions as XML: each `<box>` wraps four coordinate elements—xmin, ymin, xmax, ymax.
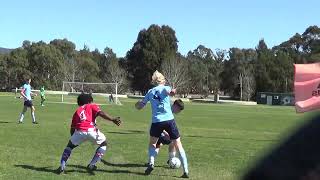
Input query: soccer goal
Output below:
<box><xmin>61</xmin><ymin>81</ymin><xmax>122</xmax><ymax>105</ymax></box>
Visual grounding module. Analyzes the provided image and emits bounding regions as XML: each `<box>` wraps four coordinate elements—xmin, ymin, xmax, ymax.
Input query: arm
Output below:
<box><xmin>97</xmin><ymin>111</ymin><xmax>121</xmax><ymax>126</ymax></box>
<box><xmin>20</xmin><ymin>88</ymin><xmax>28</xmax><ymax>100</ymax></box>
<box><xmin>165</xmin><ymin>86</ymin><xmax>176</xmax><ymax>96</ymax></box>
<box><xmin>135</xmin><ymin>91</ymin><xmax>150</xmax><ymax>110</ymax></box>
<box><xmin>135</xmin><ymin>100</ymin><xmax>146</xmax><ymax>110</ymax></box>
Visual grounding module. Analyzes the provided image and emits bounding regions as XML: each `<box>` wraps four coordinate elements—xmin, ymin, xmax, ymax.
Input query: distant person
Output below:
<box><xmin>15</xmin><ymin>87</ymin><xmax>18</xmax><ymax>98</ymax></box>
<box><xmin>135</xmin><ymin>70</ymin><xmax>189</xmax><ymax>178</ymax></box>
<box><xmin>109</xmin><ymin>93</ymin><xmax>114</xmax><ymax>103</ymax></box>
<box><xmin>40</xmin><ymin>86</ymin><xmax>46</xmax><ymax>106</ymax></box>
<box><xmin>56</xmin><ymin>94</ymin><xmax>122</xmax><ymax>174</ymax></box>
<box><xmin>18</xmin><ymin>78</ymin><xmax>38</xmax><ymax>124</ymax></box>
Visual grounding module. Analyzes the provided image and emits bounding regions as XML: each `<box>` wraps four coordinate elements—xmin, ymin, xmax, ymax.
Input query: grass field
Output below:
<box><xmin>0</xmin><ymin>93</ymin><xmax>311</xmax><ymax>180</ymax></box>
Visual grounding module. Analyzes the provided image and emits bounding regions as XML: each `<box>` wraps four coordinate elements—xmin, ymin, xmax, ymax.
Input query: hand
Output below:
<box><xmin>135</xmin><ymin>101</ymin><xmax>143</xmax><ymax>110</ymax></box>
<box><xmin>112</xmin><ymin>117</ymin><xmax>121</xmax><ymax>126</ymax></box>
<box><xmin>169</xmin><ymin>89</ymin><xmax>176</xmax><ymax>96</ymax></box>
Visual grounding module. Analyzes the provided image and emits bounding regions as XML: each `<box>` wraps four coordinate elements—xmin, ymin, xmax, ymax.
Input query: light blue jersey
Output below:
<box><xmin>23</xmin><ymin>83</ymin><xmax>32</xmax><ymax>101</ymax></box>
<box><xmin>142</xmin><ymin>85</ymin><xmax>174</xmax><ymax>123</ymax></box>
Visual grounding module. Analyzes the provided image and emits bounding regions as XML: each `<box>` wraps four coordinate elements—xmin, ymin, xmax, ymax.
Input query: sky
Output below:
<box><xmin>0</xmin><ymin>0</ymin><xmax>319</xmax><ymax>57</ymax></box>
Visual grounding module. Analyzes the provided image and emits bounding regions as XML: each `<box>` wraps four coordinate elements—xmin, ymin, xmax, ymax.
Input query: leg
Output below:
<box><xmin>87</xmin><ymin>129</ymin><xmax>107</xmax><ymax>170</ymax></box>
<box><xmin>165</xmin><ymin>120</ymin><xmax>189</xmax><ymax>178</ymax></box>
<box><xmin>58</xmin><ymin>140</ymin><xmax>78</xmax><ymax>173</ymax></box>
<box><xmin>145</xmin><ymin>136</ymin><xmax>159</xmax><ymax>175</ymax></box>
<box><xmin>172</xmin><ymin>138</ymin><xmax>189</xmax><ymax>178</ymax></box>
<box><xmin>18</xmin><ymin>106</ymin><xmax>27</xmax><ymax>123</ymax></box>
<box><xmin>31</xmin><ymin>106</ymin><xmax>37</xmax><ymax>123</ymax></box>
<box><xmin>40</xmin><ymin>96</ymin><xmax>45</xmax><ymax>106</ymax></box>
<box><xmin>148</xmin><ymin>136</ymin><xmax>160</xmax><ymax>165</ymax></box>
<box><xmin>88</xmin><ymin>141</ymin><xmax>107</xmax><ymax>170</ymax></box>
<box><xmin>168</xmin><ymin>142</ymin><xmax>176</xmax><ymax>159</ymax></box>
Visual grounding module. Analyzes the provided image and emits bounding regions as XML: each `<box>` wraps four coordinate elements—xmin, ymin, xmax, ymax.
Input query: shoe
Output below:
<box><xmin>167</xmin><ymin>159</ymin><xmax>170</xmax><ymax>165</ymax></box>
<box><xmin>32</xmin><ymin>121</ymin><xmax>39</xmax><ymax>124</ymax></box>
<box><xmin>144</xmin><ymin>164</ymin><xmax>154</xmax><ymax>175</ymax></box>
<box><xmin>55</xmin><ymin>166</ymin><xmax>64</xmax><ymax>174</ymax></box>
<box><xmin>87</xmin><ymin>164</ymin><xmax>97</xmax><ymax>171</ymax></box>
<box><xmin>18</xmin><ymin>121</ymin><xmax>23</xmax><ymax>124</ymax></box>
<box><xmin>181</xmin><ymin>173</ymin><xmax>189</xmax><ymax>178</ymax></box>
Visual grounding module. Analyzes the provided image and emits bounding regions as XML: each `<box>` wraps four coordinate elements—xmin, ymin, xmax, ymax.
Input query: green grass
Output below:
<box><xmin>0</xmin><ymin>93</ymin><xmax>311</xmax><ymax>179</ymax></box>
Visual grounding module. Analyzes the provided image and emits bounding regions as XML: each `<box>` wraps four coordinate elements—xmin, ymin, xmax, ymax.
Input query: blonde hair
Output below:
<box><xmin>152</xmin><ymin>70</ymin><xmax>166</xmax><ymax>85</ymax></box>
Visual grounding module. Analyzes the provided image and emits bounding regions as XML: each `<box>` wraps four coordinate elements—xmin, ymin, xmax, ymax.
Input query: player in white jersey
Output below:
<box><xmin>18</xmin><ymin>78</ymin><xmax>38</xmax><ymax>124</ymax></box>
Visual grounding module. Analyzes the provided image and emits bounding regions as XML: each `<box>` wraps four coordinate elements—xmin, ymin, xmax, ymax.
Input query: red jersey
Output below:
<box><xmin>71</xmin><ymin>103</ymin><xmax>101</xmax><ymax>131</ymax></box>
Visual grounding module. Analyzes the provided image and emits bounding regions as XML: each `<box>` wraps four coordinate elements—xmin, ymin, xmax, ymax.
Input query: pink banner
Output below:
<box><xmin>294</xmin><ymin>63</ymin><xmax>320</xmax><ymax>113</ymax></box>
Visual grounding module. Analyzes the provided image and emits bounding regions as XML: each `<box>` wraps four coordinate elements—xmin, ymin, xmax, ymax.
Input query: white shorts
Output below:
<box><xmin>70</xmin><ymin>129</ymin><xmax>106</xmax><ymax>146</ymax></box>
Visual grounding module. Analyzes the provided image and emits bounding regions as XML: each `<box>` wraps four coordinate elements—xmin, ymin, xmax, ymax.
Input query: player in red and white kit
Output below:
<box><xmin>56</xmin><ymin>93</ymin><xmax>121</xmax><ymax>174</ymax></box>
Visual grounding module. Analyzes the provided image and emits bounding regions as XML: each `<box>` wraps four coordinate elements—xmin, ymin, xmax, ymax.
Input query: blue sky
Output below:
<box><xmin>0</xmin><ymin>0</ymin><xmax>319</xmax><ymax>57</ymax></box>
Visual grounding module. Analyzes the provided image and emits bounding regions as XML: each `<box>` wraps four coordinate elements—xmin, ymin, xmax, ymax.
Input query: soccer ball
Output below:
<box><xmin>169</xmin><ymin>157</ymin><xmax>181</xmax><ymax>169</ymax></box>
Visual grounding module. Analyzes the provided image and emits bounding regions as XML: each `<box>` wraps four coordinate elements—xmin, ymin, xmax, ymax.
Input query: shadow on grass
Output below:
<box><xmin>15</xmin><ymin>164</ymin><xmax>145</xmax><ymax>176</ymax></box>
<box><xmin>0</xmin><ymin>121</ymin><xmax>12</xmax><ymax>123</ymax></box>
<box><xmin>68</xmin><ymin>164</ymin><xmax>145</xmax><ymax>176</ymax></box>
<box><xmin>107</xmin><ymin>129</ymin><xmax>145</xmax><ymax>135</ymax></box>
<box><xmin>186</xmin><ymin>135</ymin><xmax>277</xmax><ymax>142</ymax></box>
<box><xmin>101</xmin><ymin>159</ymin><xmax>146</xmax><ymax>168</ymax></box>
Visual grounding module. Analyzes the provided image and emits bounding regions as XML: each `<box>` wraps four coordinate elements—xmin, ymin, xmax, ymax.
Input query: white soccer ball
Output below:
<box><xmin>169</xmin><ymin>157</ymin><xmax>181</xmax><ymax>169</ymax></box>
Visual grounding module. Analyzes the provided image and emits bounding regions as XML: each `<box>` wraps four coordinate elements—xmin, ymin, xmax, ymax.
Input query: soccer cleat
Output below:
<box><xmin>87</xmin><ymin>164</ymin><xmax>97</xmax><ymax>171</ymax></box>
<box><xmin>18</xmin><ymin>121</ymin><xmax>23</xmax><ymax>124</ymax></box>
<box><xmin>144</xmin><ymin>164</ymin><xmax>154</xmax><ymax>175</ymax></box>
<box><xmin>181</xmin><ymin>173</ymin><xmax>189</xmax><ymax>178</ymax></box>
<box><xmin>55</xmin><ymin>166</ymin><xmax>64</xmax><ymax>174</ymax></box>
<box><xmin>32</xmin><ymin>121</ymin><xmax>39</xmax><ymax>124</ymax></box>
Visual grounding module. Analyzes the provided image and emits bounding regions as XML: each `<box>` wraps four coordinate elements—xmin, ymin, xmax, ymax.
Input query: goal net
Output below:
<box><xmin>61</xmin><ymin>81</ymin><xmax>122</xmax><ymax>105</ymax></box>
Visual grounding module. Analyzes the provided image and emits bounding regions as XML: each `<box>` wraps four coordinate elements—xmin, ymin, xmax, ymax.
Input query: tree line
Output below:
<box><xmin>0</xmin><ymin>24</ymin><xmax>319</xmax><ymax>100</ymax></box>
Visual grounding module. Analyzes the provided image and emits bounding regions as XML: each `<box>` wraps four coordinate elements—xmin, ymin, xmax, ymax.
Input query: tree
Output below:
<box><xmin>99</xmin><ymin>47</ymin><xmax>128</xmax><ymax>93</ymax></box>
<box><xmin>222</xmin><ymin>48</ymin><xmax>256</xmax><ymax>100</ymax></box>
<box><xmin>6</xmin><ymin>48</ymin><xmax>31</xmax><ymax>89</ymax></box>
<box><xmin>50</xmin><ymin>39</ymin><xmax>78</xmax><ymax>82</ymax></box>
<box><xmin>27</xmin><ymin>42</ymin><xmax>65</xmax><ymax>89</ymax></box>
<box><xmin>126</xmin><ymin>24</ymin><xmax>178</xmax><ymax>93</ymax></box>
<box><xmin>255</xmin><ymin>40</ymin><xmax>274</xmax><ymax>93</ymax></box>
<box><xmin>0</xmin><ymin>54</ymin><xmax>8</xmax><ymax>89</ymax></box>
<box><xmin>186</xmin><ymin>45</ymin><xmax>224</xmax><ymax>97</ymax></box>
<box><xmin>161</xmin><ymin>53</ymin><xmax>189</xmax><ymax>90</ymax></box>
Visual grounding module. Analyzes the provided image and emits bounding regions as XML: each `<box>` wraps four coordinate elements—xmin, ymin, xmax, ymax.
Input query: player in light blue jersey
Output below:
<box><xmin>18</xmin><ymin>78</ymin><xmax>38</xmax><ymax>124</ymax></box>
<box><xmin>135</xmin><ymin>70</ymin><xmax>189</xmax><ymax>178</ymax></box>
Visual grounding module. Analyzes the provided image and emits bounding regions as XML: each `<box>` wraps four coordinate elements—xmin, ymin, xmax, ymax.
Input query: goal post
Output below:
<box><xmin>61</xmin><ymin>81</ymin><xmax>121</xmax><ymax>105</ymax></box>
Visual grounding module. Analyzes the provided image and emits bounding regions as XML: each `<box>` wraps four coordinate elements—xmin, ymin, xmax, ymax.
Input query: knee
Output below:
<box><xmin>99</xmin><ymin>141</ymin><xmax>107</xmax><ymax>148</ymax></box>
<box><xmin>172</xmin><ymin>138</ymin><xmax>183</xmax><ymax>148</ymax></box>
<box><xmin>67</xmin><ymin>141</ymin><xmax>77</xmax><ymax>149</ymax></box>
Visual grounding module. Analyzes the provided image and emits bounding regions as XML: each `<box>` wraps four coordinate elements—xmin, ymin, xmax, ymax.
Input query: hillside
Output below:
<box><xmin>0</xmin><ymin>47</ymin><xmax>13</xmax><ymax>54</ymax></box>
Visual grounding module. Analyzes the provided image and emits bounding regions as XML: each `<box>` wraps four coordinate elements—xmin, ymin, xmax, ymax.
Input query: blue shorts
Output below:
<box><xmin>24</xmin><ymin>100</ymin><xmax>33</xmax><ymax>107</ymax></box>
<box><xmin>150</xmin><ymin>120</ymin><xmax>180</xmax><ymax>140</ymax></box>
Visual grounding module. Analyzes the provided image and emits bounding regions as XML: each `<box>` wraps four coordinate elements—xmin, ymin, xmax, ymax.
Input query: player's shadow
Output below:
<box><xmin>101</xmin><ymin>159</ymin><xmax>146</xmax><ymax>168</ymax></box>
<box><xmin>14</xmin><ymin>165</ymin><xmax>57</xmax><ymax>173</ymax></box>
<box><xmin>68</xmin><ymin>164</ymin><xmax>145</xmax><ymax>176</ymax></box>
<box><xmin>15</xmin><ymin>164</ymin><xmax>145</xmax><ymax>176</ymax></box>
<box><xmin>186</xmin><ymin>135</ymin><xmax>276</xmax><ymax>142</ymax></box>
<box><xmin>0</xmin><ymin>121</ymin><xmax>12</xmax><ymax>123</ymax></box>
<box><xmin>107</xmin><ymin>130</ymin><xmax>145</xmax><ymax>135</ymax></box>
